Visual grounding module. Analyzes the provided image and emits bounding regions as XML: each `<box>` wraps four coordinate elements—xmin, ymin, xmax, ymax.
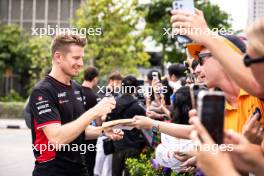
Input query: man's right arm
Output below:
<box><xmin>30</xmin><ymin>88</ymin><xmax>115</xmax><ymax>146</ymax></box>
<box><xmin>42</xmin><ymin>108</ymin><xmax>100</xmax><ymax>145</ymax></box>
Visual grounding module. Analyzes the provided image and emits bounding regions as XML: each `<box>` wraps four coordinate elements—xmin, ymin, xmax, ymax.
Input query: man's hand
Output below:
<box><xmin>104</xmin><ymin>128</ymin><xmax>124</xmax><ymax>141</ymax></box>
<box><xmin>173</xmin><ymin>150</ymin><xmax>192</xmax><ymax>162</ymax></box>
<box><xmin>131</xmin><ymin>115</ymin><xmax>154</xmax><ymax>130</ymax></box>
<box><xmin>224</xmin><ymin>130</ymin><xmax>264</xmax><ymax>175</ymax></box>
<box><xmin>91</xmin><ymin>97</ymin><xmax>116</xmax><ymax>118</ymax></box>
<box><xmin>171</xmin><ymin>9</ymin><xmax>213</xmax><ymax>45</ymax></box>
<box><xmin>242</xmin><ymin>113</ymin><xmax>264</xmax><ymax>145</ymax></box>
<box><xmin>188</xmin><ymin>117</ymin><xmax>240</xmax><ymax>176</ymax></box>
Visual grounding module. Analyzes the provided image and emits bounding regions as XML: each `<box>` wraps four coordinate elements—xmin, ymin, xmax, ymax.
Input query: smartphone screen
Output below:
<box><xmin>152</xmin><ymin>72</ymin><xmax>159</xmax><ymax>81</ymax></box>
<box><xmin>198</xmin><ymin>91</ymin><xmax>225</xmax><ymax>144</ymax></box>
<box><xmin>172</xmin><ymin>0</ymin><xmax>195</xmax><ymax>44</ymax></box>
<box><xmin>190</xmin><ymin>84</ymin><xmax>208</xmax><ymax>109</ymax></box>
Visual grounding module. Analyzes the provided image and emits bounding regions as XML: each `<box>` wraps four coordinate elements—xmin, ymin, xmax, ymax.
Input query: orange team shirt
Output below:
<box><xmin>225</xmin><ymin>89</ymin><xmax>264</xmax><ymax>133</ymax></box>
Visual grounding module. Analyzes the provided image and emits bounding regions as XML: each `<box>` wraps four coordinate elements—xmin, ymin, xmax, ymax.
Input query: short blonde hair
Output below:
<box><xmin>51</xmin><ymin>34</ymin><xmax>87</xmax><ymax>56</ymax></box>
<box><xmin>246</xmin><ymin>17</ymin><xmax>264</xmax><ymax>56</ymax></box>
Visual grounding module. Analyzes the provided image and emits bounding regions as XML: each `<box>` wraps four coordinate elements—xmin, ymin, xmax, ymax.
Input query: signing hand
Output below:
<box><xmin>92</xmin><ymin>97</ymin><xmax>116</xmax><ymax>118</ymax></box>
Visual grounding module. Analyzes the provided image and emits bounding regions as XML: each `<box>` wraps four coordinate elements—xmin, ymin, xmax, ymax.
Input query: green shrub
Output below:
<box><xmin>0</xmin><ymin>89</ymin><xmax>25</xmax><ymax>102</ymax></box>
<box><xmin>0</xmin><ymin>101</ymin><xmax>25</xmax><ymax>119</ymax></box>
<box><xmin>126</xmin><ymin>148</ymin><xmax>194</xmax><ymax>176</ymax></box>
<box><xmin>126</xmin><ymin>153</ymin><xmax>163</xmax><ymax>176</ymax></box>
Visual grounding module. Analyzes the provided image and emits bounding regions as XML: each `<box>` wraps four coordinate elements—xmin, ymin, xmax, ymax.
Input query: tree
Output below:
<box><xmin>0</xmin><ymin>25</ymin><xmax>30</xmax><ymax>75</ymax></box>
<box><xmin>0</xmin><ymin>25</ymin><xmax>52</xmax><ymax>96</ymax></box>
<box><xmin>27</xmin><ymin>36</ymin><xmax>52</xmax><ymax>90</ymax></box>
<box><xmin>143</xmin><ymin>0</ymin><xmax>231</xmax><ymax>73</ymax></box>
<box><xmin>0</xmin><ymin>24</ymin><xmax>31</xmax><ymax>97</ymax></box>
<box><xmin>73</xmin><ymin>0</ymin><xmax>150</xmax><ymax>76</ymax></box>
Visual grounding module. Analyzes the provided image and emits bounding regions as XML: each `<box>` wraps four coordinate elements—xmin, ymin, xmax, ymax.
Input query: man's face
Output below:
<box><xmin>169</xmin><ymin>74</ymin><xmax>177</xmax><ymax>82</ymax></box>
<box><xmin>194</xmin><ymin>64</ymin><xmax>206</xmax><ymax>84</ymax></box>
<box><xmin>55</xmin><ymin>45</ymin><xmax>84</xmax><ymax>77</ymax></box>
<box><xmin>109</xmin><ymin>79</ymin><xmax>122</xmax><ymax>89</ymax></box>
<box><xmin>200</xmin><ymin>48</ymin><xmax>224</xmax><ymax>88</ymax></box>
<box><xmin>247</xmin><ymin>44</ymin><xmax>264</xmax><ymax>88</ymax></box>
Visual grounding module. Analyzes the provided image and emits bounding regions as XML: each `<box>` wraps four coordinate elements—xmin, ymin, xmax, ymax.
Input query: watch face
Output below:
<box><xmin>152</xmin><ymin>126</ymin><xmax>158</xmax><ymax>133</ymax></box>
<box><xmin>152</xmin><ymin>121</ymin><xmax>159</xmax><ymax>133</ymax></box>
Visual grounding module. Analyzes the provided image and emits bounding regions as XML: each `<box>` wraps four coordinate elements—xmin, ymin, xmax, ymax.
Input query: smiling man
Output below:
<box><xmin>29</xmin><ymin>34</ymin><xmax>123</xmax><ymax>176</ymax></box>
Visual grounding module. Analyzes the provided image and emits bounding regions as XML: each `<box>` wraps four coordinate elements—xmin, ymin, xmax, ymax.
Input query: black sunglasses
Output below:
<box><xmin>198</xmin><ymin>53</ymin><xmax>212</xmax><ymax>65</ymax></box>
<box><xmin>244</xmin><ymin>54</ymin><xmax>264</xmax><ymax>67</ymax></box>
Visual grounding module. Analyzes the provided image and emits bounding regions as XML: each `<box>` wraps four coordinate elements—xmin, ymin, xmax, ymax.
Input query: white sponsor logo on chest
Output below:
<box><xmin>58</xmin><ymin>92</ymin><xmax>66</xmax><ymax>98</ymax></box>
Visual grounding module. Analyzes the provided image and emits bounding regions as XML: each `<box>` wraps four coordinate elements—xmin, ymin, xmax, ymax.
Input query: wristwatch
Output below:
<box><xmin>152</xmin><ymin>120</ymin><xmax>159</xmax><ymax>133</ymax></box>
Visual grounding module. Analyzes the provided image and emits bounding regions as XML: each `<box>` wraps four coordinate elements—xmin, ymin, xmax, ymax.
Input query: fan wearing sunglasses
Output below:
<box><xmin>186</xmin><ymin>35</ymin><xmax>264</xmax><ymax>134</ymax></box>
<box><xmin>171</xmin><ymin>11</ymin><xmax>264</xmax><ymax>98</ymax></box>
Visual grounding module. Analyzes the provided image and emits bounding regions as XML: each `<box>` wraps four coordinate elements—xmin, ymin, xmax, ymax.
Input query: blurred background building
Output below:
<box><xmin>0</xmin><ymin>0</ymin><xmax>83</xmax><ymax>31</ymax></box>
<box><xmin>248</xmin><ymin>0</ymin><xmax>264</xmax><ymax>24</ymax></box>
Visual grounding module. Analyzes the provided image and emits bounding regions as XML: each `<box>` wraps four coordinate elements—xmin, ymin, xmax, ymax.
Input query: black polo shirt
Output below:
<box><xmin>29</xmin><ymin>75</ymin><xmax>88</xmax><ymax>176</ymax></box>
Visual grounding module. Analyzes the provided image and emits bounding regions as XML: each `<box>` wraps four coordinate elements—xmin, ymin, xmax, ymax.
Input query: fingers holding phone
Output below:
<box><xmin>242</xmin><ymin>107</ymin><xmax>264</xmax><ymax>145</ymax></box>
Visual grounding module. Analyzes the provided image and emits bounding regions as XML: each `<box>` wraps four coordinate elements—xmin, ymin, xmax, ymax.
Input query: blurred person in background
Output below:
<box><xmin>98</xmin><ymin>70</ymin><xmax>123</xmax><ymax>98</ymax></box>
<box><xmin>171</xmin><ymin>8</ymin><xmax>264</xmax><ymax>176</ymax></box>
<box><xmin>94</xmin><ymin>70</ymin><xmax>123</xmax><ymax>176</ymax></box>
<box><xmin>107</xmin><ymin>75</ymin><xmax>147</xmax><ymax>176</ymax></box>
<box><xmin>82</xmin><ymin>66</ymin><xmax>101</xmax><ymax>176</ymax></box>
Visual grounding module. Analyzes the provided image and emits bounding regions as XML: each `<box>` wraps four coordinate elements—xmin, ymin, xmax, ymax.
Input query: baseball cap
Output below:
<box><xmin>187</xmin><ymin>35</ymin><xmax>246</xmax><ymax>59</ymax></box>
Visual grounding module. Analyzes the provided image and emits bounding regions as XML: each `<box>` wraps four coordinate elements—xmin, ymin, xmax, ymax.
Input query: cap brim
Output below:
<box><xmin>186</xmin><ymin>43</ymin><xmax>204</xmax><ymax>59</ymax></box>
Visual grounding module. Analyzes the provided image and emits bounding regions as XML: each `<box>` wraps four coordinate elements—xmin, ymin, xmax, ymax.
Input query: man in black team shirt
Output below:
<box><xmin>29</xmin><ymin>34</ymin><xmax>123</xmax><ymax>176</ymax></box>
<box><xmin>82</xmin><ymin>66</ymin><xmax>101</xmax><ymax>176</ymax></box>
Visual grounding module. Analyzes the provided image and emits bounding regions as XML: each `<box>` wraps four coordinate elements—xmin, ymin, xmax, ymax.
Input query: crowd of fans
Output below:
<box><xmin>28</xmin><ymin>6</ymin><xmax>264</xmax><ymax>176</ymax></box>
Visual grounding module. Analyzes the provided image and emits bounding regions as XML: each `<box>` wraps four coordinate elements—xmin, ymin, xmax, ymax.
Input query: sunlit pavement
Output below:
<box><xmin>0</xmin><ymin>129</ymin><xmax>34</xmax><ymax>176</ymax></box>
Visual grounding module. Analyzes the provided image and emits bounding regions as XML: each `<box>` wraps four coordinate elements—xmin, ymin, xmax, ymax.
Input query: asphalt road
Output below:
<box><xmin>0</xmin><ymin>129</ymin><xmax>34</xmax><ymax>176</ymax></box>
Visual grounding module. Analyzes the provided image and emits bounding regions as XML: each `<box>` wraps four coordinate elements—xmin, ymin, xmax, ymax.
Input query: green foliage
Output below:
<box><xmin>0</xmin><ymin>89</ymin><xmax>24</xmax><ymax>102</ymax></box>
<box><xmin>125</xmin><ymin>149</ymin><xmax>194</xmax><ymax>176</ymax></box>
<box><xmin>0</xmin><ymin>24</ymin><xmax>52</xmax><ymax>97</ymax></box>
<box><xmin>74</xmin><ymin>0</ymin><xmax>150</xmax><ymax>76</ymax></box>
<box><xmin>27</xmin><ymin>36</ymin><xmax>52</xmax><ymax>90</ymax></box>
<box><xmin>126</xmin><ymin>153</ymin><xmax>164</xmax><ymax>176</ymax></box>
<box><xmin>0</xmin><ymin>24</ymin><xmax>30</xmax><ymax>74</ymax></box>
<box><xmin>0</xmin><ymin>101</ymin><xmax>25</xmax><ymax>119</ymax></box>
<box><xmin>195</xmin><ymin>0</ymin><xmax>231</xmax><ymax>29</ymax></box>
<box><xmin>143</xmin><ymin>0</ymin><xmax>232</xmax><ymax>67</ymax></box>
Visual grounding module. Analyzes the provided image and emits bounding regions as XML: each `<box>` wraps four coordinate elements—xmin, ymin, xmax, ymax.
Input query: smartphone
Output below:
<box><xmin>152</xmin><ymin>72</ymin><xmax>160</xmax><ymax>81</ymax></box>
<box><xmin>190</xmin><ymin>84</ymin><xmax>208</xmax><ymax>109</ymax></box>
<box><xmin>172</xmin><ymin>0</ymin><xmax>195</xmax><ymax>44</ymax></box>
<box><xmin>197</xmin><ymin>91</ymin><xmax>225</xmax><ymax>144</ymax></box>
<box><xmin>253</xmin><ymin>107</ymin><xmax>262</xmax><ymax>121</ymax></box>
